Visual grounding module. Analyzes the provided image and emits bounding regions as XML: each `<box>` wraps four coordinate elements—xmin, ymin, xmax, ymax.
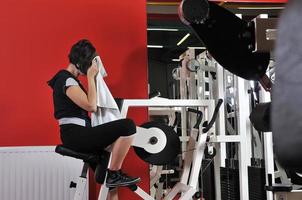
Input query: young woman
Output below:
<box><xmin>48</xmin><ymin>39</ymin><xmax>140</xmax><ymax>196</ymax></box>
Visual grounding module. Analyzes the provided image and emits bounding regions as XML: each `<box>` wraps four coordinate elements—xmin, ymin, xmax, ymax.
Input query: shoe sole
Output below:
<box><xmin>106</xmin><ymin>178</ymin><xmax>141</xmax><ymax>188</ymax></box>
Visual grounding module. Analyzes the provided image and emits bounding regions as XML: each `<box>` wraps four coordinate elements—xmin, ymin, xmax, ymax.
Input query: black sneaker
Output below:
<box><xmin>106</xmin><ymin>169</ymin><xmax>141</xmax><ymax>187</ymax></box>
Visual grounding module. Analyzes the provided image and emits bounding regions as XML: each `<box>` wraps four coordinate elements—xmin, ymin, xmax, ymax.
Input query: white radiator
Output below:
<box><xmin>0</xmin><ymin>146</ymin><xmax>88</xmax><ymax>200</ymax></box>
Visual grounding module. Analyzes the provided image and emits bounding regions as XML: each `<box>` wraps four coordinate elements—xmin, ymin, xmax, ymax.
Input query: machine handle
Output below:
<box><xmin>202</xmin><ymin>99</ymin><xmax>223</xmax><ymax>133</ymax></box>
<box><xmin>188</xmin><ymin>108</ymin><xmax>203</xmax><ymax>129</ymax></box>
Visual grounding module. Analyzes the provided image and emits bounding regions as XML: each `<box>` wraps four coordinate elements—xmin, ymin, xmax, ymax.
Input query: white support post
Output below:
<box><xmin>264</xmin><ymin>132</ymin><xmax>275</xmax><ymax>200</ymax></box>
<box><xmin>134</xmin><ymin>187</ymin><xmax>155</xmax><ymax>200</ymax></box>
<box><xmin>258</xmin><ymin>77</ymin><xmax>275</xmax><ymax>200</ymax></box>
<box><xmin>187</xmin><ymin>49</ymin><xmax>196</xmax><ymax>100</ymax></box>
<box><xmin>236</xmin><ymin>76</ymin><xmax>252</xmax><ymax>200</ymax></box>
<box><xmin>215</xmin><ymin>64</ymin><xmax>226</xmax><ymax>167</ymax></box>
<box><xmin>188</xmin><ymin>133</ymin><xmax>208</xmax><ymax>188</ymax></box>
<box><xmin>212</xmin><ymin>64</ymin><xmax>226</xmax><ymax>200</ymax></box>
<box><xmin>74</xmin><ymin>177</ymin><xmax>88</xmax><ymax>200</ymax></box>
<box><xmin>181</xmin><ymin>107</ymin><xmax>188</xmax><ymax>159</ymax></box>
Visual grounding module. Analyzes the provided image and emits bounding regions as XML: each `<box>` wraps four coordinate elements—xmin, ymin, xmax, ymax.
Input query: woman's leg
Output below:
<box><xmin>105</xmin><ymin>133</ymin><xmax>140</xmax><ymax>188</ymax></box>
<box><xmin>61</xmin><ymin>119</ymin><xmax>140</xmax><ymax>187</ymax></box>
<box><xmin>108</xmin><ymin>135</ymin><xmax>134</xmax><ymax>170</ymax></box>
<box><xmin>107</xmin><ymin>189</ymin><xmax>118</xmax><ymax>200</ymax></box>
<box><xmin>61</xmin><ymin>119</ymin><xmax>137</xmax><ymax>154</ymax></box>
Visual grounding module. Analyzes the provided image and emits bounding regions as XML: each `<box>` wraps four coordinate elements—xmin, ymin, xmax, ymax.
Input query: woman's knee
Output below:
<box><xmin>120</xmin><ymin>118</ymin><xmax>136</xmax><ymax>136</ymax></box>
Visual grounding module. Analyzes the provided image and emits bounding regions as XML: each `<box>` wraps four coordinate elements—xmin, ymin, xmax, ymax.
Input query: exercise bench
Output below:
<box><xmin>55</xmin><ymin>145</ymin><xmax>110</xmax><ymax>200</ymax></box>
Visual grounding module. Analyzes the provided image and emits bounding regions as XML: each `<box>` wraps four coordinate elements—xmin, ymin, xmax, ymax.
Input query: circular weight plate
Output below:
<box><xmin>134</xmin><ymin>126</ymin><xmax>167</xmax><ymax>154</ymax></box>
<box><xmin>180</xmin><ymin>0</ymin><xmax>209</xmax><ymax>24</ymax></box>
<box><xmin>186</xmin><ymin>59</ymin><xmax>201</xmax><ymax>72</ymax></box>
<box><xmin>134</xmin><ymin>121</ymin><xmax>181</xmax><ymax>165</ymax></box>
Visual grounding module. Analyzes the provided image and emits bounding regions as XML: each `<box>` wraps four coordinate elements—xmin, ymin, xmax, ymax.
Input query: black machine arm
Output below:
<box><xmin>188</xmin><ymin>108</ymin><xmax>203</xmax><ymax>129</ymax></box>
<box><xmin>179</xmin><ymin>0</ymin><xmax>270</xmax><ymax>81</ymax></box>
<box><xmin>203</xmin><ymin>99</ymin><xmax>223</xmax><ymax>133</ymax></box>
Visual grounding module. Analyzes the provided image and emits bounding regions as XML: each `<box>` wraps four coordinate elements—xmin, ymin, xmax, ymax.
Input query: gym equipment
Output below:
<box><xmin>186</xmin><ymin>59</ymin><xmax>201</xmax><ymax>72</ymax></box>
<box><xmin>220</xmin><ymin>165</ymin><xmax>240</xmax><ymax>200</ymax></box>
<box><xmin>165</xmin><ymin>99</ymin><xmax>223</xmax><ymax>200</ymax></box>
<box><xmin>134</xmin><ymin>121</ymin><xmax>181</xmax><ymax>165</ymax></box>
<box><xmin>98</xmin><ymin>97</ymin><xmax>221</xmax><ymax>200</ymax></box>
<box><xmin>252</xmin><ymin>17</ymin><xmax>278</xmax><ymax>53</ymax></box>
<box><xmin>178</xmin><ymin>2</ymin><xmax>302</xmax><ymax>199</ymax></box>
<box><xmin>179</xmin><ymin>0</ymin><xmax>209</xmax><ymax>25</ymax></box>
<box><xmin>179</xmin><ymin>0</ymin><xmax>270</xmax><ymax>81</ymax></box>
<box><xmin>180</xmin><ymin>48</ymin><xmax>254</xmax><ymax>199</ymax></box>
<box><xmin>55</xmin><ymin>97</ymin><xmax>219</xmax><ymax>200</ymax></box>
<box><xmin>55</xmin><ymin>145</ymin><xmax>110</xmax><ymax>200</ymax></box>
<box><xmin>55</xmin><ymin>122</ymin><xmax>171</xmax><ymax>200</ymax></box>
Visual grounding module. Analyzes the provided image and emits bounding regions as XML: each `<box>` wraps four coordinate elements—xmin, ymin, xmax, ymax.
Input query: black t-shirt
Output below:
<box><xmin>48</xmin><ymin>70</ymin><xmax>90</xmax><ymax>122</ymax></box>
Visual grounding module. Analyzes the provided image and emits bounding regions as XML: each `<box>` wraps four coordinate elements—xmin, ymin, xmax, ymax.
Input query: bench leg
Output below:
<box><xmin>74</xmin><ymin>163</ymin><xmax>89</xmax><ymax>200</ymax></box>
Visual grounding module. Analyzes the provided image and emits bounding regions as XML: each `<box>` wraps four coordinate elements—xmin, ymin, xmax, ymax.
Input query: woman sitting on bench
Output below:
<box><xmin>47</xmin><ymin>39</ymin><xmax>140</xmax><ymax>195</ymax></box>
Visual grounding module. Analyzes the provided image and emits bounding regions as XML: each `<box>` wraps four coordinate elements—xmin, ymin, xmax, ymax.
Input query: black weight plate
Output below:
<box><xmin>181</xmin><ymin>0</ymin><xmax>209</xmax><ymax>24</ymax></box>
<box><xmin>134</xmin><ymin>121</ymin><xmax>181</xmax><ymax>165</ymax></box>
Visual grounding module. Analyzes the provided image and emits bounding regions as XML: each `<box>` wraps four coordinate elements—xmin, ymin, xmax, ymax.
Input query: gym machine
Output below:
<box><xmin>179</xmin><ymin>0</ymin><xmax>302</xmax><ymax>200</ymax></box>
<box><xmin>56</xmin><ymin>97</ymin><xmax>223</xmax><ymax>200</ymax></box>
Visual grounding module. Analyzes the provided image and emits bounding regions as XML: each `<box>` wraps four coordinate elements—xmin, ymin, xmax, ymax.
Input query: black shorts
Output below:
<box><xmin>60</xmin><ymin>118</ymin><xmax>136</xmax><ymax>153</ymax></box>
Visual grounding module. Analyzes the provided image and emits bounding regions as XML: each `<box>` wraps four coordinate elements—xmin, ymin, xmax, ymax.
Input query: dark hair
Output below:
<box><xmin>68</xmin><ymin>39</ymin><xmax>96</xmax><ymax>75</ymax></box>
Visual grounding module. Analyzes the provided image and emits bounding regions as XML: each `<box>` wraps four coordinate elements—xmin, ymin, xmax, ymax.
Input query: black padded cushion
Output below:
<box><xmin>55</xmin><ymin>145</ymin><xmax>99</xmax><ymax>163</ymax></box>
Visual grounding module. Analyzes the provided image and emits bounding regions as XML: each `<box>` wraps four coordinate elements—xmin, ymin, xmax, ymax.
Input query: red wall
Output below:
<box><xmin>0</xmin><ymin>0</ymin><xmax>149</xmax><ymax>199</ymax></box>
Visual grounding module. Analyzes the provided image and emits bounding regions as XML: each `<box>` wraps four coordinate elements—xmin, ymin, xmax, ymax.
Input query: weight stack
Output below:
<box><xmin>220</xmin><ymin>167</ymin><xmax>240</xmax><ymax>200</ymax></box>
<box><xmin>248</xmin><ymin>166</ymin><xmax>267</xmax><ymax>200</ymax></box>
<box><xmin>202</xmin><ymin>159</ymin><xmax>215</xmax><ymax>200</ymax></box>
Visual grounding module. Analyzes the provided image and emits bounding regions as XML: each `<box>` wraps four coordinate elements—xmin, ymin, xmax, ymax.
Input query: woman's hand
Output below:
<box><xmin>87</xmin><ymin>60</ymin><xmax>99</xmax><ymax>78</ymax></box>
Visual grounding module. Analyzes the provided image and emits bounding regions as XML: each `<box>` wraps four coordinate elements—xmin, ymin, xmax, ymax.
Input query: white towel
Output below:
<box><xmin>91</xmin><ymin>56</ymin><xmax>121</xmax><ymax>127</ymax></box>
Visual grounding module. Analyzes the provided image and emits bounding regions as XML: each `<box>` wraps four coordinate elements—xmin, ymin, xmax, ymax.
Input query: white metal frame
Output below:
<box><xmin>74</xmin><ymin>163</ymin><xmax>89</xmax><ymax>200</ymax></box>
<box><xmin>165</xmin><ymin>131</ymin><xmax>209</xmax><ymax>200</ymax></box>
<box><xmin>264</xmin><ymin>132</ymin><xmax>275</xmax><ymax>200</ymax></box>
<box><xmin>74</xmin><ymin>177</ymin><xmax>88</xmax><ymax>200</ymax></box>
<box><xmin>208</xmin><ymin>63</ymin><xmax>252</xmax><ymax>200</ymax></box>
<box><xmin>180</xmin><ymin>53</ymin><xmax>253</xmax><ymax>200</ymax></box>
<box><xmin>98</xmin><ymin>97</ymin><xmax>215</xmax><ymax>200</ymax></box>
<box><xmin>95</xmin><ymin>57</ymin><xmax>254</xmax><ymax>200</ymax></box>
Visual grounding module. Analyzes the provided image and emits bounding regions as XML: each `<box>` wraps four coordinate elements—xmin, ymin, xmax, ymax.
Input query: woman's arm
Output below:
<box><xmin>66</xmin><ymin>63</ymin><xmax>99</xmax><ymax>112</ymax></box>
